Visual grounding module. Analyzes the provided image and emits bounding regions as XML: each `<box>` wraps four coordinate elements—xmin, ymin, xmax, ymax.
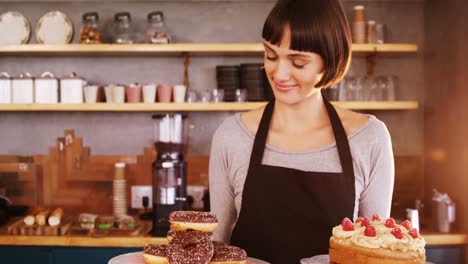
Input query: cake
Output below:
<box><xmin>329</xmin><ymin>214</ymin><xmax>426</xmax><ymax>264</ymax></box>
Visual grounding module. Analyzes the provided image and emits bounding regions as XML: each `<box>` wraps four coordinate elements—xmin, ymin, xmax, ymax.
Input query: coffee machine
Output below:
<box><xmin>151</xmin><ymin>113</ymin><xmax>188</xmax><ymax>236</ymax></box>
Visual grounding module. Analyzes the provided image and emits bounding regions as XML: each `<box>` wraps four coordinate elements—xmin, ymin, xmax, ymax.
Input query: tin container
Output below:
<box><xmin>0</xmin><ymin>72</ymin><xmax>12</xmax><ymax>103</ymax></box>
<box><xmin>35</xmin><ymin>72</ymin><xmax>58</xmax><ymax>103</ymax></box>
<box><xmin>12</xmin><ymin>72</ymin><xmax>34</xmax><ymax>103</ymax></box>
<box><xmin>60</xmin><ymin>72</ymin><xmax>86</xmax><ymax>103</ymax></box>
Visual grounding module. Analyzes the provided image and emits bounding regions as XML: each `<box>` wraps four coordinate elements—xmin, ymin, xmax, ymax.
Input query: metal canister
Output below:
<box><xmin>406</xmin><ymin>208</ymin><xmax>420</xmax><ymax>231</ymax></box>
<box><xmin>12</xmin><ymin>72</ymin><xmax>34</xmax><ymax>103</ymax></box>
<box><xmin>35</xmin><ymin>72</ymin><xmax>59</xmax><ymax>103</ymax></box>
<box><xmin>0</xmin><ymin>72</ymin><xmax>12</xmax><ymax>103</ymax></box>
<box><xmin>60</xmin><ymin>72</ymin><xmax>86</xmax><ymax>103</ymax></box>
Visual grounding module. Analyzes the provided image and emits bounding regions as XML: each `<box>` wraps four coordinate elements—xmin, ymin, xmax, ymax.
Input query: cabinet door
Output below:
<box><xmin>426</xmin><ymin>245</ymin><xmax>463</xmax><ymax>264</ymax></box>
<box><xmin>52</xmin><ymin>247</ymin><xmax>140</xmax><ymax>264</ymax></box>
<box><xmin>0</xmin><ymin>246</ymin><xmax>53</xmax><ymax>264</ymax></box>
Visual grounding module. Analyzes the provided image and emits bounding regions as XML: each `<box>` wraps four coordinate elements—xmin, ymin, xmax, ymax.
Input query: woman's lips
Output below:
<box><xmin>274</xmin><ymin>82</ymin><xmax>297</xmax><ymax>92</ymax></box>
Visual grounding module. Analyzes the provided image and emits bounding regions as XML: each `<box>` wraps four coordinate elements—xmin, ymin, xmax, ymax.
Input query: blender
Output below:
<box><xmin>151</xmin><ymin>113</ymin><xmax>188</xmax><ymax>236</ymax></box>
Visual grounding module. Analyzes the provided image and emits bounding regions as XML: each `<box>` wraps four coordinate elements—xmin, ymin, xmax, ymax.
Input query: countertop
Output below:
<box><xmin>0</xmin><ymin>232</ymin><xmax>465</xmax><ymax>248</ymax></box>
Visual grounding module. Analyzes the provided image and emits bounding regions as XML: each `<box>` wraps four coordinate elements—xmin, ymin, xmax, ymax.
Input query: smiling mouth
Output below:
<box><xmin>274</xmin><ymin>82</ymin><xmax>297</xmax><ymax>92</ymax></box>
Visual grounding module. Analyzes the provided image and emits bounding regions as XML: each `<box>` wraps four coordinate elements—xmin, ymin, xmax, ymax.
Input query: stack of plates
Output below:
<box><xmin>113</xmin><ymin>179</ymin><xmax>127</xmax><ymax>217</ymax></box>
<box><xmin>216</xmin><ymin>65</ymin><xmax>240</xmax><ymax>102</ymax></box>
<box><xmin>240</xmin><ymin>63</ymin><xmax>269</xmax><ymax>101</ymax></box>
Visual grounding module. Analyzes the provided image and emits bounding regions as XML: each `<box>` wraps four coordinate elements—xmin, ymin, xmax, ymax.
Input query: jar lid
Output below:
<box><xmin>354</xmin><ymin>5</ymin><xmax>365</xmax><ymax>10</ymax></box>
<box><xmin>83</xmin><ymin>12</ymin><xmax>99</xmax><ymax>22</ymax></box>
<box><xmin>15</xmin><ymin>72</ymin><xmax>33</xmax><ymax>79</ymax></box>
<box><xmin>61</xmin><ymin>72</ymin><xmax>81</xmax><ymax>80</ymax></box>
<box><xmin>0</xmin><ymin>72</ymin><xmax>11</xmax><ymax>79</ymax></box>
<box><xmin>114</xmin><ymin>12</ymin><xmax>131</xmax><ymax>21</ymax></box>
<box><xmin>38</xmin><ymin>72</ymin><xmax>56</xmax><ymax>79</ymax></box>
<box><xmin>148</xmin><ymin>11</ymin><xmax>164</xmax><ymax>22</ymax></box>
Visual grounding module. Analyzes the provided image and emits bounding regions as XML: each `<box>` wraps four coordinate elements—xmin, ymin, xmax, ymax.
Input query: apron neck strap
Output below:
<box><xmin>248</xmin><ymin>93</ymin><xmax>355</xmax><ymax>179</ymax></box>
<box><xmin>248</xmin><ymin>99</ymin><xmax>275</xmax><ymax>167</ymax></box>
<box><xmin>322</xmin><ymin>94</ymin><xmax>355</xmax><ymax>180</ymax></box>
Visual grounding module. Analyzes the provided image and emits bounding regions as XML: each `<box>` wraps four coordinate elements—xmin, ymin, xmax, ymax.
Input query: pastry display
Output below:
<box><xmin>144</xmin><ymin>210</ymin><xmax>247</xmax><ymax>264</ymax></box>
<box><xmin>329</xmin><ymin>214</ymin><xmax>426</xmax><ymax>264</ymax></box>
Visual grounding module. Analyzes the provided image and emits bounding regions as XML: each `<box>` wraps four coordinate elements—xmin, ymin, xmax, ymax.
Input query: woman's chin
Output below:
<box><xmin>272</xmin><ymin>92</ymin><xmax>303</xmax><ymax>105</ymax></box>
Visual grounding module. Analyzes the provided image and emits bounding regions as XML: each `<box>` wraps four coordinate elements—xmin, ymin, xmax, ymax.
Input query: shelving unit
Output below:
<box><xmin>0</xmin><ymin>43</ymin><xmax>418</xmax><ymax>56</ymax></box>
<box><xmin>0</xmin><ymin>43</ymin><xmax>419</xmax><ymax>112</ymax></box>
<box><xmin>0</xmin><ymin>101</ymin><xmax>419</xmax><ymax>112</ymax></box>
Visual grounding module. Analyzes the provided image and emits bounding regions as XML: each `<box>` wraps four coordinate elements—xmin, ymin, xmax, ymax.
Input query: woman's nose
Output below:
<box><xmin>272</xmin><ymin>60</ymin><xmax>291</xmax><ymax>81</ymax></box>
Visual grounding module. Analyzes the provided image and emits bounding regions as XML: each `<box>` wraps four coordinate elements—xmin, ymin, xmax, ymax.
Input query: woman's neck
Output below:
<box><xmin>271</xmin><ymin>90</ymin><xmax>329</xmax><ymax>134</ymax></box>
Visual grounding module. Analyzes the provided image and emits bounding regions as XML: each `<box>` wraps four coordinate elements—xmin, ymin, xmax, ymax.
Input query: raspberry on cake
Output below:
<box><xmin>329</xmin><ymin>216</ymin><xmax>426</xmax><ymax>264</ymax></box>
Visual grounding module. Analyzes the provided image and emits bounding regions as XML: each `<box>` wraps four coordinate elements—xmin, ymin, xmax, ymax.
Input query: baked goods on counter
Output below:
<box><xmin>329</xmin><ymin>214</ymin><xmax>426</xmax><ymax>264</ymax></box>
<box><xmin>143</xmin><ymin>211</ymin><xmax>247</xmax><ymax>264</ymax></box>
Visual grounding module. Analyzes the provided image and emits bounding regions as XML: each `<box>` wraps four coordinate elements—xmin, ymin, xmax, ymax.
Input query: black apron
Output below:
<box><xmin>230</xmin><ymin>94</ymin><xmax>355</xmax><ymax>263</ymax></box>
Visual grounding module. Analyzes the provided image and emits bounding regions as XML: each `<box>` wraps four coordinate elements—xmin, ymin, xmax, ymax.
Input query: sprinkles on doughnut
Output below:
<box><xmin>143</xmin><ymin>244</ymin><xmax>169</xmax><ymax>264</ymax></box>
<box><xmin>169</xmin><ymin>211</ymin><xmax>219</xmax><ymax>232</ymax></box>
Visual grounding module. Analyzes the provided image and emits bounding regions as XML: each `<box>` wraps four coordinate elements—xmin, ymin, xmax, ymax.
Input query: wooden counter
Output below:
<box><xmin>0</xmin><ymin>232</ymin><xmax>465</xmax><ymax>248</ymax></box>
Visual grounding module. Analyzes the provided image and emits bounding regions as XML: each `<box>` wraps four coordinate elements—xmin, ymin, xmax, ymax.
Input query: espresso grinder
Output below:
<box><xmin>151</xmin><ymin>114</ymin><xmax>188</xmax><ymax>236</ymax></box>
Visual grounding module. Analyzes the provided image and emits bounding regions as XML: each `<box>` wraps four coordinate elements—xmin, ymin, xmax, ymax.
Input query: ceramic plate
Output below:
<box><xmin>108</xmin><ymin>251</ymin><xmax>270</xmax><ymax>264</ymax></box>
<box><xmin>36</xmin><ymin>11</ymin><xmax>73</xmax><ymax>44</ymax></box>
<box><xmin>0</xmin><ymin>11</ymin><xmax>31</xmax><ymax>44</ymax></box>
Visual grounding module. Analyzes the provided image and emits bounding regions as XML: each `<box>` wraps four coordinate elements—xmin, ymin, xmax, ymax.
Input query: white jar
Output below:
<box><xmin>60</xmin><ymin>72</ymin><xmax>86</xmax><ymax>103</ymax></box>
<box><xmin>12</xmin><ymin>72</ymin><xmax>34</xmax><ymax>103</ymax></box>
<box><xmin>35</xmin><ymin>72</ymin><xmax>59</xmax><ymax>103</ymax></box>
<box><xmin>0</xmin><ymin>72</ymin><xmax>12</xmax><ymax>103</ymax></box>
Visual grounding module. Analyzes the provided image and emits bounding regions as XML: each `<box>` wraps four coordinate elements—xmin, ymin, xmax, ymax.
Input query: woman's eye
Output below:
<box><xmin>292</xmin><ymin>61</ymin><xmax>306</xmax><ymax>68</ymax></box>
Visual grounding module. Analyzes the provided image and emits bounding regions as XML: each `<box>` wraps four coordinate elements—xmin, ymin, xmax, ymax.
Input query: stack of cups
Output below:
<box><xmin>352</xmin><ymin>5</ymin><xmax>366</xmax><ymax>43</ymax></box>
<box><xmin>113</xmin><ymin>162</ymin><xmax>127</xmax><ymax>217</ymax></box>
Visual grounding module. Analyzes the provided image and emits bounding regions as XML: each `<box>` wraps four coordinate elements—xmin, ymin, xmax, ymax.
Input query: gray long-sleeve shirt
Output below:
<box><xmin>209</xmin><ymin>113</ymin><xmax>394</xmax><ymax>243</ymax></box>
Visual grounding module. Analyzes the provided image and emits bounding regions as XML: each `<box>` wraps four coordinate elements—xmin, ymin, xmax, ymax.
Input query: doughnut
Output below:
<box><xmin>212</xmin><ymin>241</ymin><xmax>228</xmax><ymax>247</ymax></box>
<box><xmin>169</xmin><ymin>211</ymin><xmax>218</xmax><ymax>232</ymax></box>
<box><xmin>167</xmin><ymin>230</ymin><xmax>213</xmax><ymax>243</ymax></box>
<box><xmin>167</xmin><ymin>241</ymin><xmax>214</xmax><ymax>264</ymax></box>
<box><xmin>143</xmin><ymin>244</ymin><xmax>168</xmax><ymax>264</ymax></box>
<box><xmin>209</xmin><ymin>243</ymin><xmax>247</xmax><ymax>264</ymax></box>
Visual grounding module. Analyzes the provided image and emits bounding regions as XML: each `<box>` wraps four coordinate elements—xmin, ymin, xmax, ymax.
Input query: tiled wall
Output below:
<box><xmin>0</xmin><ymin>0</ymin><xmax>424</xmax><ymax>157</ymax></box>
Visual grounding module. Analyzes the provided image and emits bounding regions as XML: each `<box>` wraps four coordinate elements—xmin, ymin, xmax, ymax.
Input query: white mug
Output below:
<box><xmin>173</xmin><ymin>84</ymin><xmax>187</xmax><ymax>103</ymax></box>
<box><xmin>142</xmin><ymin>84</ymin><xmax>157</xmax><ymax>103</ymax></box>
<box><xmin>84</xmin><ymin>85</ymin><xmax>99</xmax><ymax>103</ymax></box>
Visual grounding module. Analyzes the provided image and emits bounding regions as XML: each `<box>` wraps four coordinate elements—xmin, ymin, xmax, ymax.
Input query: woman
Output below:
<box><xmin>209</xmin><ymin>0</ymin><xmax>394</xmax><ymax>262</ymax></box>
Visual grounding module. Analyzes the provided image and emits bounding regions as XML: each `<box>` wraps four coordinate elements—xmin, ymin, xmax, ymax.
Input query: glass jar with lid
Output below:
<box><xmin>145</xmin><ymin>11</ymin><xmax>171</xmax><ymax>44</ymax></box>
<box><xmin>80</xmin><ymin>12</ymin><xmax>103</xmax><ymax>44</ymax></box>
<box><xmin>111</xmin><ymin>12</ymin><xmax>134</xmax><ymax>44</ymax></box>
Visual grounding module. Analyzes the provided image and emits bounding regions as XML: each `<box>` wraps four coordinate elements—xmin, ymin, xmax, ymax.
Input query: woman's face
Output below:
<box><xmin>263</xmin><ymin>27</ymin><xmax>324</xmax><ymax>105</ymax></box>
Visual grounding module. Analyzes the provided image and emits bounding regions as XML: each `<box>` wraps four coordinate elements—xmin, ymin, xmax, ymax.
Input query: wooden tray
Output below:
<box><xmin>68</xmin><ymin>220</ymin><xmax>151</xmax><ymax>237</ymax></box>
<box><xmin>7</xmin><ymin>217</ymin><xmax>72</xmax><ymax>236</ymax></box>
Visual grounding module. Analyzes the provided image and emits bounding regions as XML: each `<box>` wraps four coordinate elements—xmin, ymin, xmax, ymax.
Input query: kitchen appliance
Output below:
<box><xmin>432</xmin><ymin>189</ymin><xmax>456</xmax><ymax>233</ymax></box>
<box><xmin>151</xmin><ymin>113</ymin><xmax>188</xmax><ymax>236</ymax></box>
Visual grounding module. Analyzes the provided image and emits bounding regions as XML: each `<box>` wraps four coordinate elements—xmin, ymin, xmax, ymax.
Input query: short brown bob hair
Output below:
<box><xmin>262</xmin><ymin>0</ymin><xmax>352</xmax><ymax>88</ymax></box>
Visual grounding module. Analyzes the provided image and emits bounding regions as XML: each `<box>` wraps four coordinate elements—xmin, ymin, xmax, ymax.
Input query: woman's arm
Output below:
<box><xmin>209</xmin><ymin>127</ymin><xmax>237</xmax><ymax>242</ymax></box>
<box><xmin>359</xmin><ymin>122</ymin><xmax>395</xmax><ymax>219</ymax></box>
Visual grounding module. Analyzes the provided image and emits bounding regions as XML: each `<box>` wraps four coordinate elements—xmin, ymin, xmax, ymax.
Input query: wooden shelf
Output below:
<box><xmin>0</xmin><ymin>101</ymin><xmax>418</xmax><ymax>112</ymax></box>
<box><xmin>0</xmin><ymin>43</ymin><xmax>418</xmax><ymax>56</ymax></box>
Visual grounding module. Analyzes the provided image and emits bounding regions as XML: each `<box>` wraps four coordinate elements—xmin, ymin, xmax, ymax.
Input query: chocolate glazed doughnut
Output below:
<box><xmin>167</xmin><ymin>241</ymin><xmax>214</xmax><ymax>264</ymax></box>
<box><xmin>169</xmin><ymin>211</ymin><xmax>218</xmax><ymax>232</ymax></box>
<box><xmin>143</xmin><ymin>244</ymin><xmax>169</xmax><ymax>264</ymax></box>
<box><xmin>167</xmin><ymin>230</ymin><xmax>213</xmax><ymax>243</ymax></box>
<box><xmin>209</xmin><ymin>243</ymin><xmax>248</xmax><ymax>264</ymax></box>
